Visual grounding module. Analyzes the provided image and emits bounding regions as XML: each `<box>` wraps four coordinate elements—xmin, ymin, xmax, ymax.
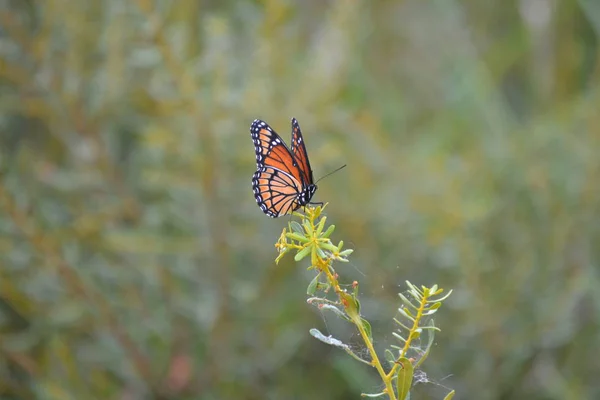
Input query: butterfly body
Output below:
<box><xmin>250</xmin><ymin>118</ymin><xmax>317</xmax><ymax>218</ymax></box>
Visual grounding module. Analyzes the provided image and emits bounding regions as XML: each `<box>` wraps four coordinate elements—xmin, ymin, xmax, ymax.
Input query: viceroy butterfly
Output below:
<box><xmin>250</xmin><ymin>118</ymin><xmax>318</xmax><ymax>218</ymax></box>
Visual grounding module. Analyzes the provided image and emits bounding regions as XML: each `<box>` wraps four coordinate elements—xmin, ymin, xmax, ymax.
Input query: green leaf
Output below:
<box><xmin>434</xmin><ymin>289</ymin><xmax>453</xmax><ymax>302</ymax></box>
<box><xmin>414</xmin><ymin>319</ymin><xmax>436</xmax><ymax>369</ymax></box>
<box><xmin>361</xmin><ymin>317</ymin><xmax>372</xmax><ymax>343</ymax></box>
<box><xmin>422</xmin><ymin>308</ymin><xmax>439</xmax><ymax>316</ymax></box>
<box><xmin>405</xmin><ymin>281</ymin><xmax>423</xmax><ymax>295</ymax></box>
<box><xmin>287</xmin><ymin>232</ymin><xmax>309</xmax><ymax>243</ymax></box>
<box><xmin>393</xmin><ymin>317</ymin><xmax>411</xmax><ymax>331</ymax></box>
<box><xmin>339</xmin><ymin>249</ymin><xmax>354</xmax><ymax>257</ymax></box>
<box><xmin>319</xmin><ymin>304</ymin><xmax>352</xmax><ymax>322</ymax></box>
<box><xmin>316</xmin><ymin>246</ymin><xmax>327</xmax><ymax>259</ymax></box>
<box><xmin>396</xmin><ymin>357</ymin><xmax>414</xmax><ymax>400</ymax></box>
<box><xmin>361</xmin><ymin>392</ymin><xmax>387</xmax><ymax>398</ymax></box>
<box><xmin>310</xmin><ymin>330</ymin><xmax>371</xmax><ymax>365</ymax></box>
<box><xmin>290</xmin><ymin>221</ymin><xmax>304</xmax><ymax>234</ymax></box>
<box><xmin>310</xmin><ymin>328</ymin><xmax>347</xmax><ymax>347</ymax></box>
<box><xmin>322</xmin><ymin>224</ymin><xmax>336</xmax><ymax>238</ymax></box>
<box><xmin>398</xmin><ymin>307</ymin><xmax>415</xmax><ymax>320</ymax></box>
<box><xmin>398</xmin><ymin>294</ymin><xmax>419</xmax><ymax>310</ymax></box>
<box><xmin>354</xmin><ymin>296</ymin><xmax>361</xmax><ymax>314</ymax></box>
<box><xmin>307</xmin><ymin>274</ymin><xmax>319</xmax><ymax>295</ymax></box>
<box><xmin>302</xmin><ymin>219</ymin><xmax>312</xmax><ymax>234</ymax></box>
<box><xmin>319</xmin><ymin>241</ymin><xmax>338</xmax><ymax>252</ymax></box>
<box><xmin>294</xmin><ymin>245</ymin><xmax>312</xmax><ymax>261</ymax></box>
<box><xmin>384</xmin><ymin>349</ymin><xmax>396</xmax><ymax>366</ymax></box>
<box><xmin>392</xmin><ymin>332</ymin><xmax>407</xmax><ymax>343</ymax></box>
<box><xmin>316</xmin><ymin>215</ymin><xmax>327</xmax><ymax>235</ymax></box>
<box><xmin>443</xmin><ymin>390</ymin><xmax>456</xmax><ymax>400</ymax></box>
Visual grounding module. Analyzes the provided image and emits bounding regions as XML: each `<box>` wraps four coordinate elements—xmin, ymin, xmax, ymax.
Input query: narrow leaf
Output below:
<box><xmin>290</xmin><ymin>221</ymin><xmax>304</xmax><ymax>234</ymax></box>
<box><xmin>384</xmin><ymin>349</ymin><xmax>396</xmax><ymax>366</ymax></box>
<box><xmin>287</xmin><ymin>232</ymin><xmax>309</xmax><ymax>243</ymax></box>
<box><xmin>414</xmin><ymin>320</ymin><xmax>436</xmax><ymax>369</ymax></box>
<box><xmin>310</xmin><ymin>329</ymin><xmax>348</xmax><ymax>349</ymax></box>
<box><xmin>392</xmin><ymin>332</ymin><xmax>407</xmax><ymax>343</ymax></box>
<box><xmin>396</xmin><ymin>357</ymin><xmax>414</xmax><ymax>400</ymax></box>
<box><xmin>316</xmin><ymin>246</ymin><xmax>327</xmax><ymax>259</ymax></box>
<box><xmin>398</xmin><ymin>294</ymin><xmax>419</xmax><ymax>311</ymax></box>
<box><xmin>393</xmin><ymin>317</ymin><xmax>412</xmax><ymax>332</ymax></box>
<box><xmin>307</xmin><ymin>274</ymin><xmax>319</xmax><ymax>295</ymax></box>
<box><xmin>397</xmin><ymin>308</ymin><xmax>415</xmax><ymax>322</ymax></box>
<box><xmin>405</xmin><ymin>281</ymin><xmax>423</xmax><ymax>295</ymax></box>
<box><xmin>318</xmin><ymin>304</ymin><xmax>351</xmax><ymax>321</ymax></box>
<box><xmin>316</xmin><ymin>215</ymin><xmax>327</xmax><ymax>235</ymax></box>
<box><xmin>294</xmin><ymin>245</ymin><xmax>312</xmax><ymax>261</ymax></box>
<box><xmin>443</xmin><ymin>390</ymin><xmax>456</xmax><ymax>400</ymax></box>
<box><xmin>431</xmin><ymin>289</ymin><xmax>453</xmax><ymax>302</ymax></box>
<box><xmin>322</xmin><ymin>224</ymin><xmax>335</xmax><ymax>238</ymax></box>
<box><xmin>361</xmin><ymin>392</ymin><xmax>387</xmax><ymax>398</ymax></box>
<box><xmin>361</xmin><ymin>317</ymin><xmax>372</xmax><ymax>343</ymax></box>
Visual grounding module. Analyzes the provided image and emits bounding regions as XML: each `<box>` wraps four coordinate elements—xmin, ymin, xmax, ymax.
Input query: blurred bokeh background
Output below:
<box><xmin>1</xmin><ymin>0</ymin><xmax>600</xmax><ymax>399</ymax></box>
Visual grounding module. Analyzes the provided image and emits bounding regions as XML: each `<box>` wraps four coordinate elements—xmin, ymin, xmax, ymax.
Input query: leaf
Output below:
<box><xmin>287</xmin><ymin>232</ymin><xmax>309</xmax><ymax>243</ymax></box>
<box><xmin>410</xmin><ymin>330</ymin><xmax>421</xmax><ymax>340</ymax></box>
<box><xmin>309</xmin><ymin>328</ymin><xmax>348</xmax><ymax>349</ymax></box>
<box><xmin>384</xmin><ymin>349</ymin><xmax>396</xmax><ymax>366</ymax></box>
<box><xmin>322</xmin><ymin>224</ymin><xmax>335</xmax><ymax>238</ymax></box>
<box><xmin>393</xmin><ymin>317</ymin><xmax>411</xmax><ymax>331</ymax></box>
<box><xmin>310</xmin><ymin>329</ymin><xmax>371</xmax><ymax>365</ymax></box>
<box><xmin>443</xmin><ymin>390</ymin><xmax>456</xmax><ymax>400</ymax></box>
<box><xmin>307</xmin><ymin>274</ymin><xmax>319</xmax><ymax>295</ymax></box>
<box><xmin>315</xmin><ymin>215</ymin><xmax>327</xmax><ymax>235</ymax></box>
<box><xmin>414</xmin><ymin>319</ymin><xmax>436</xmax><ymax>369</ymax></box>
<box><xmin>397</xmin><ymin>307</ymin><xmax>415</xmax><ymax>321</ymax></box>
<box><xmin>398</xmin><ymin>294</ymin><xmax>419</xmax><ymax>310</ymax></box>
<box><xmin>318</xmin><ymin>304</ymin><xmax>352</xmax><ymax>322</ymax></box>
<box><xmin>396</xmin><ymin>357</ymin><xmax>414</xmax><ymax>400</ymax></box>
<box><xmin>422</xmin><ymin>308</ymin><xmax>439</xmax><ymax>316</ymax></box>
<box><xmin>361</xmin><ymin>317</ymin><xmax>372</xmax><ymax>343</ymax></box>
<box><xmin>339</xmin><ymin>249</ymin><xmax>354</xmax><ymax>257</ymax></box>
<box><xmin>316</xmin><ymin>246</ymin><xmax>327</xmax><ymax>259</ymax></box>
<box><xmin>361</xmin><ymin>392</ymin><xmax>387</xmax><ymax>398</ymax></box>
<box><xmin>294</xmin><ymin>245</ymin><xmax>312</xmax><ymax>261</ymax></box>
<box><xmin>429</xmin><ymin>289</ymin><xmax>453</xmax><ymax>303</ymax></box>
<box><xmin>392</xmin><ymin>332</ymin><xmax>407</xmax><ymax>343</ymax></box>
<box><xmin>290</xmin><ymin>221</ymin><xmax>304</xmax><ymax>234</ymax></box>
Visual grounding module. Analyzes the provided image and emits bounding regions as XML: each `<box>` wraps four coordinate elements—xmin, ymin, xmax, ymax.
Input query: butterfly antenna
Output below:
<box><xmin>315</xmin><ymin>164</ymin><xmax>347</xmax><ymax>184</ymax></box>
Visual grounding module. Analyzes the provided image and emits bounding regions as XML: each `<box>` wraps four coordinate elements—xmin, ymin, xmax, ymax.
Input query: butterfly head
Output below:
<box><xmin>299</xmin><ymin>183</ymin><xmax>318</xmax><ymax>206</ymax></box>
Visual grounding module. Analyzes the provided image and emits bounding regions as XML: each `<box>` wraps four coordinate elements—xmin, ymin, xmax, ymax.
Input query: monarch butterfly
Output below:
<box><xmin>250</xmin><ymin>118</ymin><xmax>318</xmax><ymax>218</ymax></box>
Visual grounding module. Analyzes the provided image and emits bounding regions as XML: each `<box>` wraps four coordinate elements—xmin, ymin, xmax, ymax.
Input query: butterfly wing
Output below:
<box><xmin>252</xmin><ymin>167</ymin><xmax>303</xmax><ymax>217</ymax></box>
<box><xmin>250</xmin><ymin>119</ymin><xmax>306</xmax><ymax>217</ymax></box>
<box><xmin>290</xmin><ymin>118</ymin><xmax>314</xmax><ymax>185</ymax></box>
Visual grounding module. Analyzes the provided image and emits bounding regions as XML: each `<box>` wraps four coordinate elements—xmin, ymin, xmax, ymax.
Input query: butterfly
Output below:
<box><xmin>250</xmin><ymin>118</ymin><xmax>318</xmax><ymax>218</ymax></box>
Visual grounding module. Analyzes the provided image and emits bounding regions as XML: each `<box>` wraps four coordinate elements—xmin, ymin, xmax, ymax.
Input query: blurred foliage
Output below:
<box><xmin>1</xmin><ymin>0</ymin><xmax>599</xmax><ymax>399</ymax></box>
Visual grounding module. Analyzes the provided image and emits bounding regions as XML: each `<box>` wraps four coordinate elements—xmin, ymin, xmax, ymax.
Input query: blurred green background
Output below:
<box><xmin>1</xmin><ymin>0</ymin><xmax>600</xmax><ymax>399</ymax></box>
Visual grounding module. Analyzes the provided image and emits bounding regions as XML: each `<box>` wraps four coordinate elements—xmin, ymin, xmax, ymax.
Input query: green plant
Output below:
<box><xmin>275</xmin><ymin>204</ymin><xmax>455</xmax><ymax>400</ymax></box>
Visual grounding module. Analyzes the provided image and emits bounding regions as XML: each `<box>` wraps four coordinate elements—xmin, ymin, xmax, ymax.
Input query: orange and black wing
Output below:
<box><xmin>252</xmin><ymin>167</ymin><xmax>303</xmax><ymax>217</ymax></box>
<box><xmin>250</xmin><ymin>119</ymin><xmax>305</xmax><ymax>217</ymax></box>
<box><xmin>290</xmin><ymin>118</ymin><xmax>314</xmax><ymax>185</ymax></box>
